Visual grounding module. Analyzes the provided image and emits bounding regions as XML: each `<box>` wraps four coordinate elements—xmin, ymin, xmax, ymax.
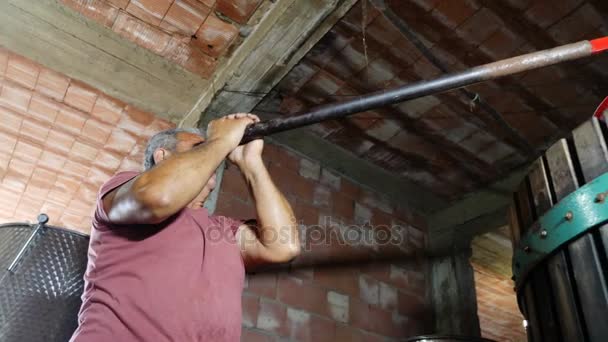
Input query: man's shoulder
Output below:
<box><xmin>100</xmin><ymin>171</ymin><xmax>139</xmax><ymax>191</ymax></box>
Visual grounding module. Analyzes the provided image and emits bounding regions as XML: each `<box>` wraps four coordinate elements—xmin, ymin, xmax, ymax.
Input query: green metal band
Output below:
<box><xmin>513</xmin><ymin>172</ymin><xmax>608</xmax><ymax>287</ymax></box>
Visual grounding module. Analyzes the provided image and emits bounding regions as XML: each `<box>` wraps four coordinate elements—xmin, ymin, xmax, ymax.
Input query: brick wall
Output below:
<box><xmin>216</xmin><ymin>144</ymin><xmax>431</xmax><ymax>340</ymax></box>
<box><xmin>0</xmin><ymin>48</ymin><xmax>432</xmax><ymax>340</ymax></box>
<box><xmin>473</xmin><ymin>264</ymin><xmax>526</xmax><ymax>342</ymax></box>
<box><xmin>59</xmin><ymin>0</ymin><xmax>265</xmax><ymax>79</ymax></box>
<box><xmin>0</xmin><ymin>46</ymin><xmax>173</xmax><ymax>231</ymax></box>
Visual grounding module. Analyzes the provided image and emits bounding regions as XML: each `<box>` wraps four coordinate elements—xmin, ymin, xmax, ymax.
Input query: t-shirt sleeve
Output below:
<box><xmin>210</xmin><ymin>215</ymin><xmax>245</xmax><ymax>236</ymax></box>
<box><xmin>93</xmin><ymin>171</ymin><xmax>139</xmax><ymax>227</ymax></box>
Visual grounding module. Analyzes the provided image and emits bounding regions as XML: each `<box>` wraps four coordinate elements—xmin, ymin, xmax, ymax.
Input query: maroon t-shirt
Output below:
<box><xmin>70</xmin><ymin>171</ymin><xmax>245</xmax><ymax>342</ymax></box>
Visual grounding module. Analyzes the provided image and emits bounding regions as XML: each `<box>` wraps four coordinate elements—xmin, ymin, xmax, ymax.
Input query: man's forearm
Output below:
<box><xmin>130</xmin><ymin>138</ymin><xmax>233</xmax><ymax>220</ymax></box>
<box><xmin>241</xmin><ymin>160</ymin><xmax>300</xmax><ymax>255</ymax></box>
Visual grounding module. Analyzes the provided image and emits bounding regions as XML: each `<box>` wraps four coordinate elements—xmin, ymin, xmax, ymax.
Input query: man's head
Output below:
<box><xmin>144</xmin><ymin>128</ymin><xmax>217</xmax><ymax>209</ymax></box>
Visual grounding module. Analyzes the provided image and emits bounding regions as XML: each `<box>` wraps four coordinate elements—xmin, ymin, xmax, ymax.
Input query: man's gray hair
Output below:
<box><xmin>143</xmin><ymin>127</ymin><xmax>204</xmax><ymax>170</ymax></box>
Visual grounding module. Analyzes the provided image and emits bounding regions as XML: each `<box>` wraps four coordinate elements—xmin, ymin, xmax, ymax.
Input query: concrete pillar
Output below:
<box><xmin>430</xmin><ymin>246</ymin><xmax>481</xmax><ymax>336</ymax></box>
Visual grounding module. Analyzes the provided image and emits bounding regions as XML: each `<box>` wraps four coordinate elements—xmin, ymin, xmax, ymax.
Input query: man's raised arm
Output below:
<box><xmin>103</xmin><ymin>115</ymin><xmax>255</xmax><ymax>225</ymax></box>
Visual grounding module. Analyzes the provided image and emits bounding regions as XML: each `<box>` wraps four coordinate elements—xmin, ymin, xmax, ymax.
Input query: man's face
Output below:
<box><xmin>174</xmin><ymin>132</ymin><xmax>217</xmax><ymax>209</ymax></box>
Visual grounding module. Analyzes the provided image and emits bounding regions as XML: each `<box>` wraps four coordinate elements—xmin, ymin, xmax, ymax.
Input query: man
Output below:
<box><xmin>70</xmin><ymin>113</ymin><xmax>301</xmax><ymax>341</ymax></box>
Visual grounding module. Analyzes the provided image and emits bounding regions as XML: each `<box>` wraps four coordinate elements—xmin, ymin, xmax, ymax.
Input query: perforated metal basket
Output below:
<box><xmin>0</xmin><ymin>214</ymin><xmax>89</xmax><ymax>342</ymax></box>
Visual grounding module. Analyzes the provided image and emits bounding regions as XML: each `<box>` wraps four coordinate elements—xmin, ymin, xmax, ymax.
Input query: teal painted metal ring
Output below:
<box><xmin>513</xmin><ymin>172</ymin><xmax>608</xmax><ymax>288</ymax></box>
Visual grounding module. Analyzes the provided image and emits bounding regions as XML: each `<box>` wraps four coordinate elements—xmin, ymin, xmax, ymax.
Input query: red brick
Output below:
<box><xmin>312</xmin><ymin>185</ymin><xmax>331</xmax><ymax>207</ymax></box>
<box><xmin>215</xmin><ymin>195</ymin><xmax>256</xmax><ymax>220</ymax></box>
<box><xmin>117</xmin><ymin>156</ymin><xmax>141</xmax><ymax>172</ymax></box>
<box><xmin>163</xmin><ymin>40</ymin><xmax>218</xmax><ymax>78</ymax></box>
<box><xmin>332</xmin><ymin>192</ymin><xmax>354</xmax><ymax>222</ymax></box>
<box><xmin>193</xmin><ymin>14</ymin><xmax>239</xmax><ymax>58</ymax></box>
<box><xmin>456</xmin><ymin>7</ymin><xmax>503</xmax><ymax>46</ymax></box>
<box><xmin>313</xmin><ymin>266</ymin><xmax>360</xmax><ymax>298</ymax></box>
<box><xmin>107</xmin><ymin>0</ymin><xmax>130</xmax><ymax>9</ymax></box>
<box><xmin>524</xmin><ymin>0</ymin><xmax>582</xmax><ymax>29</ymax></box>
<box><xmin>3</xmin><ymin>169</ymin><xmax>29</xmax><ymax>193</ymax></box>
<box><xmin>277</xmin><ymin>275</ymin><xmax>328</xmax><ymax>317</ymax></box>
<box><xmin>349</xmin><ymin>297</ymin><xmax>371</xmax><ymax>331</ymax></box>
<box><xmin>256</xmin><ymin>298</ymin><xmax>288</xmax><ymax>336</ymax></box>
<box><xmin>285</xmin><ymin>307</ymin><xmax>312</xmax><ymax>341</ymax></box>
<box><xmin>13</xmin><ymin>139</ymin><xmax>42</xmax><ymax>163</ymax></box>
<box><xmin>266</xmin><ymin>163</ymin><xmax>293</xmax><ymax>194</ymax></box>
<box><xmin>0</xmin><ymin>184</ymin><xmax>21</xmax><ymax>212</ymax></box>
<box><xmin>247</xmin><ymin>273</ymin><xmax>278</xmax><ymax>299</ymax></box>
<box><xmin>28</xmin><ymin>94</ymin><xmax>61</xmax><ymax>124</ymax></box>
<box><xmin>126</xmin><ymin>0</ymin><xmax>173</xmax><ymax>26</ymax></box>
<box><xmin>48</xmin><ymin>176</ymin><xmax>78</xmax><ymax>206</ymax></box>
<box><xmin>0</xmin><ymin>106</ymin><xmax>22</xmax><ymax>134</ymax></box>
<box><xmin>82</xmin><ymin>118</ymin><xmax>113</xmax><ymax>146</ymax></box>
<box><xmin>263</xmin><ymin>144</ymin><xmax>299</xmax><ymax>172</ymax></box>
<box><xmin>142</xmin><ymin>118</ymin><xmax>175</xmax><ymax>139</ymax></box>
<box><xmin>0</xmin><ymin>48</ymin><xmax>8</xmax><ymax>76</ymax></box>
<box><xmin>68</xmin><ymin>183</ymin><xmax>97</xmax><ymax>216</ymax></box>
<box><xmin>310</xmin><ymin>315</ymin><xmax>336</xmax><ymax>342</ymax></box>
<box><xmin>220</xmin><ymin>165</ymin><xmax>250</xmax><ymax>200</ymax></box>
<box><xmin>547</xmin><ymin>3</ymin><xmax>602</xmax><ymax>44</ymax></box>
<box><xmin>105</xmin><ymin>129</ymin><xmax>138</xmax><ymax>154</ymax></box>
<box><xmin>0</xmin><ymin>81</ymin><xmax>33</xmax><ymax>113</ymax></box>
<box><xmin>216</xmin><ymin>0</ymin><xmax>263</xmax><ymax>24</ymax></box>
<box><xmin>5</xmin><ymin>55</ymin><xmax>39</xmax><ymax>90</ymax></box>
<box><xmin>61</xmin><ymin>0</ymin><xmax>119</xmax><ymax>27</ymax></box>
<box><xmin>39</xmin><ymin>150</ymin><xmax>67</xmax><ymax>173</ymax></box>
<box><xmin>335</xmin><ymin>325</ymin><xmax>369</xmax><ymax>342</ymax></box>
<box><xmin>0</xmin><ymin>152</ymin><xmax>10</xmax><ymax>174</ymax></box>
<box><xmin>15</xmin><ymin>194</ymin><xmax>45</xmax><ymax>221</ymax></box>
<box><xmin>46</xmin><ymin>129</ymin><xmax>75</xmax><ymax>154</ymax></box>
<box><xmin>161</xmin><ymin>0</ymin><xmax>211</xmax><ymax>36</ymax></box>
<box><xmin>59</xmin><ymin>211</ymin><xmax>87</xmax><ymax>230</ymax></box>
<box><xmin>340</xmin><ymin>178</ymin><xmax>360</xmax><ymax>199</ymax></box>
<box><xmin>93</xmin><ymin>149</ymin><xmax>122</xmax><ymax>172</ymax></box>
<box><xmin>240</xmin><ymin>328</ymin><xmax>275</xmax><ymax>342</ymax></box>
<box><xmin>366</xmin><ymin>305</ymin><xmax>399</xmax><ymax>337</ymax></box>
<box><xmin>56</xmin><ymin>105</ymin><xmax>88</xmax><ymax>135</ymax></box>
<box><xmin>387</xmin><ymin>264</ymin><xmax>408</xmax><ymax>290</ymax></box>
<box><xmin>360</xmin><ymin>262</ymin><xmax>392</xmax><ymax>284</ymax></box>
<box><xmin>64</xmin><ymin>81</ymin><xmax>98</xmax><ymax>113</ymax></box>
<box><xmin>70</xmin><ymin>140</ymin><xmax>99</xmax><ymax>163</ymax></box>
<box><xmin>242</xmin><ymin>293</ymin><xmax>260</xmax><ymax>328</ymax></box>
<box><xmin>294</xmin><ymin>203</ymin><xmax>319</xmax><ymax>226</ymax></box>
<box><xmin>397</xmin><ymin>290</ymin><xmax>426</xmax><ymax>318</ymax></box>
<box><xmin>91</xmin><ymin>95</ymin><xmax>124</xmax><ymax>125</ymax></box>
<box><xmin>86</xmin><ymin>166</ymin><xmax>113</xmax><ymax>188</ymax></box>
<box><xmin>113</xmin><ymin>11</ymin><xmax>173</xmax><ymax>54</ymax></box>
<box><xmin>480</xmin><ymin>28</ymin><xmax>524</xmax><ymax>60</ymax></box>
<box><xmin>118</xmin><ymin>106</ymin><xmax>154</xmax><ymax>134</ymax></box>
<box><xmin>358</xmin><ymin>275</ymin><xmax>379</xmax><ymax>306</ymax></box>
<box><xmin>64</xmin><ymin>159</ymin><xmax>91</xmax><ymax>179</ymax></box>
<box><xmin>290</xmin><ymin>176</ymin><xmax>315</xmax><ymax>204</ymax></box>
<box><xmin>431</xmin><ymin>0</ymin><xmax>479</xmax><ymax>29</ymax></box>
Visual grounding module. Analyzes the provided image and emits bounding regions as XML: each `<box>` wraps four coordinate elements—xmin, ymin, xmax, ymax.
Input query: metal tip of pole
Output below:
<box><xmin>590</xmin><ymin>37</ymin><xmax>608</xmax><ymax>54</ymax></box>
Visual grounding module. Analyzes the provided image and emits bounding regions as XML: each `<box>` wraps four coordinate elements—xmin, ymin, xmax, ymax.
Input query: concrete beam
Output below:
<box><xmin>190</xmin><ymin>0</ymin><xmax>448</xmax><ymax>215</ymax></box>
<box><xmin>428</xmin><ymin>165</ymin><xmax>529</xmax><ymax>234</ymax></box>
<box><xmin>269</xmin><ymin>128</ymin><xmax>446</xmax><ymax>215</ymax></box>
<box><xmin>429</xmin><ymin>206</ymin><xmax>508</xmax><ymax>254</ymax></box>
<box><xmin>196</xmin><ymin>0</ymin><xmax>358</xmax><ymax>125</ymax></box>
<box><xmin>0</xmin><ymin>0</ymin><xmax>207</xmax><ymax>120</ymax></box>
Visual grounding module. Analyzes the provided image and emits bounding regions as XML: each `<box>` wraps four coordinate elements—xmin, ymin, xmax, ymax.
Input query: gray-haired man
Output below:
<box><xmin>71</xmin><ymin>113</ymin><xmax>300</xmax><ymax>342</ymax></box>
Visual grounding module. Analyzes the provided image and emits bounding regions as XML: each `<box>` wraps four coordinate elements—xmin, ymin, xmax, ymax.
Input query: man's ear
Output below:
<box><xmin>153</xmin><ymin>148</ymin><xmax>168</xmax><ymax>165</ymax></box>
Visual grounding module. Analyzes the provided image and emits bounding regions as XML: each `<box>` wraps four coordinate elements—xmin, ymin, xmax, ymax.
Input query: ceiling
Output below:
<box><xmin>10</xmin><ymin>0</ymin><xmax>607</xmax><ymax>205</ymax></box>
<box><xmin>260</xmin><ymin>0</ymin><xmax>608</xmax><ymax>200</ymax></box>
